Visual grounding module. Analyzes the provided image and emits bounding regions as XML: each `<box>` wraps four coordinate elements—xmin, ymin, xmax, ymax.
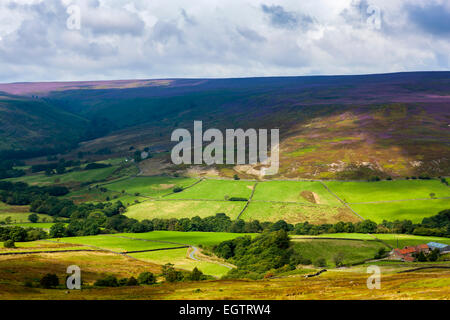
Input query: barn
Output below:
<box><xmin>427</xmin><ymin>242</ymin><xmax>450</xmax><ymax>253</ymax></box>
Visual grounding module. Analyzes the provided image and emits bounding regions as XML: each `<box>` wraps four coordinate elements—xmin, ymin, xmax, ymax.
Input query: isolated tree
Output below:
<box><xmin>28</xmin><ymin>213</ymin><xmax>38</xmax><ymax>223</ymax></box>
<box><xmin>138</xmin><ymin>272</ymin><xmax>156</xmax><ymax>285</ymax></box>
<box><xmin>40</xmin><ymin>273</ymin><xmax>59</xmax><ymax>288</ymax></box>
<box><xmin>333</xmin><ymin>252</ymin><xmax>345</xmax><ymax>267</ymax></box>
<box><xmin>189</xmin><ymin>267</ymin><xmax>203</xmax><ymax>281</ymax></box>
<box><xmin>428</xmin><ymin>248</ymin><xmax>440</xmax><ymax>262</ymax></box>
<box><xmin>4</xmin><ymin>239</ymin><xmax>15</xmax><ymax>248</ymax></box>
<box><xmin>233</xmin><ymin>174</ymin><xmax>240</xmax><ymax>180</ymax></box>
<box><xmin>127</xmin><ymin>277</ymin><xmax>138</xmax><ymax>286</ymax></box>
<box><xmin>314</xmin><ymin>258</ymin><xmax>327</xmax><ymax>268</ymax></box>
<box><xmin>49</xmin><ymin>223</ymin><xmax>66</xmax><ymax>238</ymax></box>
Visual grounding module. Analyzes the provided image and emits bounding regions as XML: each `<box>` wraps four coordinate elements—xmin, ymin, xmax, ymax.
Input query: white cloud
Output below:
<box><xmin>0</xmin><ymin>0</ymin><xmax>448</xmax><ymax>82</ymax></box>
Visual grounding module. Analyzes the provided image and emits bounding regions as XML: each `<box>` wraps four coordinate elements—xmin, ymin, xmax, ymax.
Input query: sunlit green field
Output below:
<box><xmin>64</xmin><ymin>187</ymin><xmax>147</xmax><ymax>205</ymax></box>
<box><xmin>125</xmin><ymin>199</ymin><xmax>246</xmax><ymax>220</ymax></box>
<box><xmin>130</xmin><ymin>249</ymin><xmax>230</xmax><ymax>277</ymax></box>
<box><xmin>349</xmin><ymin>199</ymin><xmax>450</xmax><ymax>223</ymax></box>
<box><xmin>54</xmin><ymin>235</ymin><xmax>182</xmax><ymax>252</ymax></box>
<box><xmin>120</xmin><ymin>231</ymin><xmax>256</xmax><ymax>247</ymax></box>
<box><xmin>0</xmin><ymin>202</ymin><xmax>51</xmax><ymax>223</ymax></box>
<box><xmin>240</xmin><ymin>201</ymin><xmax>359</xmax><ymax>225</ymax></box>
<box><xmin>292</xmin><ymin>238</ymin><xmax>384</xmax><ymax>267</ymax></box>
<box><xmin>166</xmin><ymin>179</ymin><xmax>254</xmax><ymax>200</ymax></box>
<box><xmin>324</xmin><ymin>180</ymin><xmax>450</xmax><ymax>203</ymax></box>
<box><xmin>291</xmin><ymin>233</ymin><xmax>450</xmax><ymax>248</ymax></box>
<box><xmin>104</xmin><ymin>176</ymin><xmax>197</xmax><ymax>197</ymax></box>
<box><xmin>253</xmin><ymin>180</ymin><xmax>340</xmax><ymax>206</ymax></box>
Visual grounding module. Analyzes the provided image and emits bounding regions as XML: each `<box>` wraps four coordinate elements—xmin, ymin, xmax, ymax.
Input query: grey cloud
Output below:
<box><xmin>151</xmin><ymin>20</ymin><xmax>184</xmax><ymax>44</ymax></box>
<box><xmin>406</xmin><ymin>3</ymin><xmax>450</xmax><ymax>36</ymax></box>
<box><xmin>261</xmin><ymin>4</ymin><xmax>314</xmax><ymax>30</ymax></box>
<box><xmin>236</xmin><ymin>27</ymin><xmax>266</xmax><ymax>42</ymax></box>
<box><xmin>180</xmin><ymin>9</ymin><xmax>196</xmax><ymax>25</ymax></box>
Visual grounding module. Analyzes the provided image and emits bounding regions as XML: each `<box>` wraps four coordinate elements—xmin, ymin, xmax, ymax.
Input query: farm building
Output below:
<box><xmin>427</xmin><ymin>242</ymin><xmax>450</xmax><ymax>253</ymax></box>
<box><xmin>390</xmin><ymin>244</ymin><xmax>430</xmax><ymax>262</ymax></box>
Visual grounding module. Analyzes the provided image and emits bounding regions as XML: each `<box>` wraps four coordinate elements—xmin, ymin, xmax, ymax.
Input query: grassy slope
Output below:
<box><xmin>166</xmin><ymin>179</ymin><xmax>254</xmax><ymax>200</ymax></box>
<box><xmin>6</xmin><ymin>166</ymin><xmax>119</xmax><ymax>186</ymax></box>
<box><xmin>325</xmin><ymin>180</ymin><xmax>450</xmax><ymax>203</ymax></box>
<box><xmin>350</xmin><ymin>199</ymin><xmax>450</xmax><ymax>223</ymax></box>
<box><xmin>240</xmin><ymin>201</ymin><xmax>360</xmax><ymax>225</ymax></box>
<box><xmin>54</xmin><ymin>235</ymin><xmax>182</xmax><ymax>252</ymax></box>
<box><xmin>120</xmin><ymin>231</ymin><xmax>256</xmax><ymax>247</ymax></box>
<box><xmin>291</xmin><ymin>233</ymin><xmax>450</xmax><ymax>248</ymax></box>
<box><xmin>56</xmin><ymin>231</ymin><xmax>254</xmax><ymax>277</ymax></box>
<box><xmin>125</xmin><ymin>200</ymin><xmax>246</xmax><ymax>220</ymax></box>
<box><xmin>130</xmin><ymin>249</ymin><xmax>230</xmax><ymax>277</ymax></box>
<box><xmin>253</xmin><ymin>180</ymin><xmax>340</xmax><ymax>206</ymax></box>
<box><xmin>0</xmin><ymin>202</ymin><xmax>51</xmax><ymax>223</ymax></box>
<box><xmin>105</xmin><ymin>176</ymin><xmax>197</xmax><ymax>197</ymax></box>
<box><xmin>292</xmin><ymin>238</ymin><xmax>384</xmax><ymax>267</ymax></box>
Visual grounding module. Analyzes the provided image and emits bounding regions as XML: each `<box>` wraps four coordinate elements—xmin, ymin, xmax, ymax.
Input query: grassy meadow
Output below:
<box><xmin>252</xmin><ymin>180</ymin><xmax>341</xmax><ymax>206</ymax></box>
<box><xmin>166</xmin><ymin>179</ymin><xmax>255</xmax><ymax>200</ymax></box>
<box><xmin>349</xmin><ymin>199</ymin><xmax>450</xmax><ymax>223</ymax></box>
<box><xmin>291</xmin><ymin>238</ymin><xmax>385</xmax><ymax>267</ymax></box>
<box><xmin>5</xmin><ymin>166</ymin><xmax>119</xmax><ymax>186</ymax></box>
<box><xmin>324</xmin><ymin>180</ymin><xmax>450</xmax><ymax>203</ymax></box>
<box><xmin>125</xmin><ymin>199</ymin><xmax>246</xmax><ymax>220</ymax></box>
<box><xmin>104</xmin><ymin>176</ymin><xmax>197</xmax><ymax>197</ymax></box>
<box><xmin>120</xmin><ymin>231</ymin><xmax>256</xmax><ymax>247</ymax></box>
<box><xmin>240</xmin><ymin>201</ymin><xmax>360</xmax><ymax>224</ymax></box>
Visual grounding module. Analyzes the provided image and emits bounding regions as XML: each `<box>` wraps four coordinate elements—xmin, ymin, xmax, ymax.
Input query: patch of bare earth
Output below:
<box><xmin>300</xmin><ymin>191</ymin><xmax>320</xmax><ymax>204</ymax></box>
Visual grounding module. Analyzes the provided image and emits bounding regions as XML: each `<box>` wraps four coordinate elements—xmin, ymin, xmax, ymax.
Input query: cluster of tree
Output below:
<box><xmin>0</xmin><ymin>145</ymin><xmax>77</xmax><ymax>162</ymax></box>
<box><xmin>292</xmin><ymin>210</ymin><xmax>450</xmax><ymax>238</ymax></box>
<box><xmin>414</xmin><ymin>249</ymin><xmax>441</xmax><ymax>262</ymax></box>
<box><xmin>213</xmin><ymin>230</ymin><xmax>297</xmax><ymax>279</ymax></box>
<box><xmin>31</xmin><ymin>159</ymin><xmax>81</xmax><ymax>173</ymax></box>
<box><xmin>84</xmin><ymin>163</ymin><xmax>111</xmax><ymax>170</ymax></box>
<box><xmin>0</xmin><ymin>160</ymin><xmax>25</xmax><ymax>179</ymax></box>
<box><xmin>0</xmin><ymin>181</ymin><xmax>69</xmax><ymax>206</ymax></box>
<box><xmin>0</xmin><ymin>225</ymin><xmax>47</xmax><ymax>243</ymax></box>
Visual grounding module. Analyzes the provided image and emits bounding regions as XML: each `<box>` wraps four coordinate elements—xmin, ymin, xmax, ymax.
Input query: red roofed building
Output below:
<box><xmin>389</xmin><ymin>244</ymin><xmax>429</xmax><ymax>262</ymax></box>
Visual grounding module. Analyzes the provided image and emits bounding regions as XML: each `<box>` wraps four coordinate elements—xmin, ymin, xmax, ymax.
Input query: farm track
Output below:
<box><xmin>107</xmin><ymin>235</ymin><xmax>234</xmax><ymax>271</ymax></box>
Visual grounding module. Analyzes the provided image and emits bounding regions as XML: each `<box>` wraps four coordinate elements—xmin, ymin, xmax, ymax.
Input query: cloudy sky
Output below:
<box><xmin>0</xmin><ymin>0</ymin><xmax>449</xmax><ymax>82</ymax></box>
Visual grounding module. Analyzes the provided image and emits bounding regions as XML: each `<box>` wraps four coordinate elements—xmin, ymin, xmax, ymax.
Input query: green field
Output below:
<box><xmin>55</xmin><ymin>235</ymin><xmax>183</xmax><ymax>252</ymax></box>
<box><xmin>166</xmin><ymin>179</ymin><xmax>254</xmax><ymax>200</ymax></box>
<box><xmin>55</xmin><ymin>231</ymin><xmax>253</xmax><ymax>277</ymax></box>
<box><xmin>240</xmin><ymin>201</ymin><xmax>360</xmax><ymax>225</ymax></box>
<box><xmin>125</xmin><ymin>200</ymin><xmax>246</xmax><ymax>220</ymax></box>
<box><xmin>252</xmin><ymin>180</ymin><xmax>341</xmax><ymax>206</ymax></box>
<box><xmin>292</xmin><ymin>238</ymin><xmax>385</xmax><ymax>267</ymax></box>
<box><xmin>120</xmin><ymin>231</ymin><xmax>256</xmax><ymax>247</ymax></box>
<box><xmin>12</xmin><ymin>222</ymin><xmax>57</xmax><ymax>230</ymax></box>
<box><xmin>5</xmin><ymin>166</ymin><xmax>119</xmax><ymax>186</ymax></box>
<box><xmin>325</xmin><ymin>180</ymin><xmax>450</xmax><ymax>203</ymax></box>
<box><xmin>64</xmin><ymin>187</ymin><xmax>147</xmax><ymax>206</ymax></box>
<box><xmin>129</xmin><ymin>249</ymin><xmax>230</xmax><ymax>277</ymax></box>
<box><xmin>104</xmin><ymin>176</ymin><xmax>197</xmax><ymax>197</ymax></box>
<box><xmin>349</xmin><ymin>199</ymin><xmax>450</xmax><ymax>223</ymax></box>
<box><xmin>373</xmin><ymin>233</ymin><xmax>450</xmax><ymax>248</ymax></box>
<box><xmin>0</xmin><ymin>202</ymin><xmax>51</xmax><ymax>223</ymax></box>
<box><xmin>291</xmin><ymin>233</ymin><xmax>450</xmax><ymax>249</ymax></box>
